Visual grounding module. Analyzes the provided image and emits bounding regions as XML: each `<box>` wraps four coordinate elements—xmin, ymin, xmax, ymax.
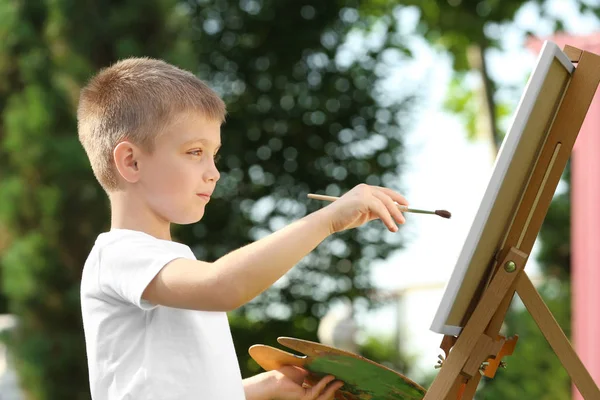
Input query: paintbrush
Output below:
<box><xmin>307</xmin><ymin>193</ymin><xmax>451</xmax><ymax>219</ymax></box>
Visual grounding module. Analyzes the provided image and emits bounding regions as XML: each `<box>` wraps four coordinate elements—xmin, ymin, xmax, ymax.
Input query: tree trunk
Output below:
<box><xmin>468</xmin><ymin>42</ymin><xmax>500</xmax><ymax>159</ymax></box>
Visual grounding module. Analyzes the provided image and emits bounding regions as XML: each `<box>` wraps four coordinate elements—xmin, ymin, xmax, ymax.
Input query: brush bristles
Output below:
<box><xmin>435</xmin><ymin>210</ymin><xmax>451</xmax><ymax>219</ymax></box>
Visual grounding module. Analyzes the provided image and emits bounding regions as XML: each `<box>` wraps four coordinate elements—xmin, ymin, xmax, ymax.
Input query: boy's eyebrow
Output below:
<box><xmin>183</xmin><ymin>138</ymin><xmax>221</xmax><ymax>150</ymax></box>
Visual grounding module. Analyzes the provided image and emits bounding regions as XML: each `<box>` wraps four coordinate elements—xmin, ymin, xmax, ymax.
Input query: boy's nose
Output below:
<box><xmin>206</xmin><ymin>162</ymin><xmax>220</xmax><ymax>182</ymax></box>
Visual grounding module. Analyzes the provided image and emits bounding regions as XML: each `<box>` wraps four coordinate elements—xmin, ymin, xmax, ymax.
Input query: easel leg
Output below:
<box><xmin>441</xmin><ymin>375</ymin><xmax>479</xmax><ymax>400</ymax></box>
<box><xmin>443</xmin><ymin>274</ymin><xmax>518</xmax><ymax>399</ymax></box>
<box><xmin>442</xmin><ymin>376</ymin><xmax>466</xmax><ymax>400</ymax></box>
<box><xmin>515</xmin><ymin>273</ymin><xmax>600</xmax><ymax>399</ymax></box>
<box><xmin>460</xmin><ymin>375</ymin><xmax>480</xmax><ymax>399</ymax></box>
<box><xmin>424</xmin><ymin>249</ymin><xmax>528</xmax><ymax>399</ymax></box>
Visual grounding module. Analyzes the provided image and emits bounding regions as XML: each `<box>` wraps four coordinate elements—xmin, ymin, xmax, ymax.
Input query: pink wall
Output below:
<box><xmin>528</xmin><ymin>34</ymin><xmax>600</xmax><ymax>400</ymax></box>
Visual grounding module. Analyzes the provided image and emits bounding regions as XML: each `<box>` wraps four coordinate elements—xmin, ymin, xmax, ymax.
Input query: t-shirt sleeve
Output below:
<box><xmin>97</xmin><ymin>234</ymin><xmax>189</xmax><ymax>310</ymax></box>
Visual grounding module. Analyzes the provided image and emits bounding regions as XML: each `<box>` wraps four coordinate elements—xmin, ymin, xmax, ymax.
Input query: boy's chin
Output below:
<box><xmin>171</xmin><ymin>210</ymin><xmax>205</xmax><ymax>225</ymax></box>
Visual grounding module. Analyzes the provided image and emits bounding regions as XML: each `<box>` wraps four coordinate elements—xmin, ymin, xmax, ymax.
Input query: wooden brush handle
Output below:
<box><xmin>307</xmin><ymin>193</ymin><xmax>409</xmax><ymax>212</ymax></box>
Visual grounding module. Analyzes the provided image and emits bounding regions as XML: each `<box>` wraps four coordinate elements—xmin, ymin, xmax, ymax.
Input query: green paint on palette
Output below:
<box><xmin>305</xmin><ymin>354</ymin><xmax>426</xmax><ymax>400</ymax></box>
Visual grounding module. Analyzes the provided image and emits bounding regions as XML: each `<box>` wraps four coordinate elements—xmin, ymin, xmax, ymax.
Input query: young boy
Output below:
<box><xmin>78</xmin><ymin>57</ymin><xmax>408</xmax><ymax>400</ymax></box>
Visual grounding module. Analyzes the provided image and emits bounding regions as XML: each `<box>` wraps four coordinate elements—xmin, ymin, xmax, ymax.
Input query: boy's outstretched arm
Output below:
<box><xmin>142</xmin><ymin>184</ymin><xmax>407</xmax><ymax>311</ymax></box>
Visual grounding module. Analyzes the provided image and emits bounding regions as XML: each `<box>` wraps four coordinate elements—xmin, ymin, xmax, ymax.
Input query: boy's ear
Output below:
<box><xmin>113</xmin><ymin>141</ymin><xmax>141</xmax><ymax>184</ymax></box>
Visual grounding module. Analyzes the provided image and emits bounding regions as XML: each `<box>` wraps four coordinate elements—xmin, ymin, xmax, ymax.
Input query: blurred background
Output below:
<box><xmin>0</xmin><ymin>0</ymin><xmax>598</xmax><ymax>399</ymax></box>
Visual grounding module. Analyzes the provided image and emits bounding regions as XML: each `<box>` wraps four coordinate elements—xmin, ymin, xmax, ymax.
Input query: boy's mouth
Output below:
<box><xmin>196</xmin><ymin>193</ymin><xmax>211</xmax><ymax>201</ymax></box>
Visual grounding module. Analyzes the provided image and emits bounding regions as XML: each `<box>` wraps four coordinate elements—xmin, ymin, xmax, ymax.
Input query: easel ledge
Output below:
<box><xmin>425</xmin><ymin>45</ymin><xmax>600</xmax><ymax>400</ymax></box>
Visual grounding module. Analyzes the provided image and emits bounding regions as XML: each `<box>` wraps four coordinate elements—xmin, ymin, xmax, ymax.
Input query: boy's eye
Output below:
<box><xmin>188</xmin><ymin>149</ymin><xmax>220</xmax><ymax>164</ymax></box>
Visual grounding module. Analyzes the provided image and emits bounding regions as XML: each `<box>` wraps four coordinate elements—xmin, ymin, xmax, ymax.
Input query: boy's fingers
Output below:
<box><xmin>369</xmin><ymin>197</ymin><xmax>398</xmax><ymax>232</ymax></box>
<box><xmin>373</xmin><ymin>191</ymin><xmax>406</xmax><ymax>225</ymax></box>
<box><xmin>306</xmin><ymin>375</ymin><xmax>336</xmax><ymax>399</ymax></box>
<box><xmin>278</xmin><ymin>365</ymin><xmax>308</xmax><ymax>385</ymax></box>
<box><xmin>376</xmin><ymin>186</ymin><xmax>409</xmax><ymax>206</ymax></box>
<box><xmin>316</xmin><ymin>380</ymin><xmax>344</xmax><ymax>400</ymax></box>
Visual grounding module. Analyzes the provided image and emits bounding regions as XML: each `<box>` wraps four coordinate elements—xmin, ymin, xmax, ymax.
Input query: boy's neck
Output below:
<box><xmin>108</xmin><ymin>191</ymin><xmax>172</xmax><ymax>241</ymax></box>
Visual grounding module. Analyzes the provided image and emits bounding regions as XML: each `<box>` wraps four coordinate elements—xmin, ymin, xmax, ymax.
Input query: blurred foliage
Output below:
<box><xmin>362</xmin><ymin>0</ymin><xmax>598</xmax><ymax>71</ymax></box>
<box><xmin>359</xmin><ymin>334</ymin><xmax>415</xmax><ymax>377</ymax></box>
<box><xmin>359</xmin><ymin>0</ymin><xmax>537</xmax><ymax>149</ymax></box>
<box><xmin>442</xmin><ymin>71</ymin><xmax>515</xmax><ymax>144</ymax></box>
<box><xmin>363</xmin><ymin>0</ymin><xmax>600</xmax><ymax>149</ymax></box>
<box><xmin>0</xmin><ymin>0</ymin><xmax>419</xmax><ymax>397</ymax></box>
<box><xmin>537</xmin><ymin>164</ymin><xmax>571</xmax><ymax>280</ymax></box>
<box><xmin>174</xmin><ymin>0</ymin><xmax>420</xmax><ymax>378</ymax></box>
<box><xmin>363</xmin><ymin>0</ymin><xmax>525</xmax><ymax>70</ymax></box>
<box><xmin>0</xmin><ymin>0</ymin><xmax>213</xmax><ymax>398</ymax></box>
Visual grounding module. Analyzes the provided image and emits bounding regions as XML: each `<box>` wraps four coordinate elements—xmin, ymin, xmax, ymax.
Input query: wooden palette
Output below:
<box><xmin>249</xmin><ymin>337</ymin><xmax>426</xmax><ymax>400</ymax></box>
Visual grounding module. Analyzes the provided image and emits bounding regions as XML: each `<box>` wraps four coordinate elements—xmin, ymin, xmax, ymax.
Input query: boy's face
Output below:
<box><xmin>137</xmin><ymin>112</ymin><xmax>221</xmax><ymax>225</ymax></box>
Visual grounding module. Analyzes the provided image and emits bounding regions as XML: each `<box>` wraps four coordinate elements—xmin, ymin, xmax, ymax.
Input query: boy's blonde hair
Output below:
<box><xmin>77</xmin><ymin>57</ymin><xmax>226</xmax><ymax>192</ymax></box>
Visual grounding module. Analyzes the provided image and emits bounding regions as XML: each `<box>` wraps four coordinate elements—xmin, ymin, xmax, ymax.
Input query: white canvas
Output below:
<box><xmin>430</xmin><ymin>41</ymin><xmax>575</xmax><ymax>336</ymax></box>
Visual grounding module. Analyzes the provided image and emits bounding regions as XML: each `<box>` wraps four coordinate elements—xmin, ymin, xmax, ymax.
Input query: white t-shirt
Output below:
<box><xmin>80</xmin><ymin>229</ymin><xmax>245</xmax><ymax>400</ymax></box>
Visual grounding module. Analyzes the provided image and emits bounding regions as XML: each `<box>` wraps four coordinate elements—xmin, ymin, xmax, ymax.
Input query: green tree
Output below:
<box><xmin>364</xmin><ymin>0</ymin><xmax>598</xmax><ymax>152</ymax></box>
<box><xmin>0</xmin><ymin>1</ymin><xmax>198</xmax><ymax>398</ymax></box>
<box><xmin>176</xmin><ymin>0</ymin><xmax>419</xmax><ymax>378</ymax></box>
<box><xmin>361</xmin><ymin>0</ymin><xmax>531</xmax><ymax>152</ymax></box>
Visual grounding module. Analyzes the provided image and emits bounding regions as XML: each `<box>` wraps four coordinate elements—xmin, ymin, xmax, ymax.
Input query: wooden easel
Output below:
<box><xmin>424</xmin><ymin>45</ymin><xmax>600</xmax><ymax>400</ymax></box>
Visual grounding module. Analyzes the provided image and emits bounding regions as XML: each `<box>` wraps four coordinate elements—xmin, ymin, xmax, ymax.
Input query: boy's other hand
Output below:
<box><xmin>270</xmin><ymin>366</ymin><xmax>344</xmax><ymax>400</ymax></box>
<box><xmin>322</xmin><ymin>184</ymin><xmax>408</xmax><ymax>234</ymax></box>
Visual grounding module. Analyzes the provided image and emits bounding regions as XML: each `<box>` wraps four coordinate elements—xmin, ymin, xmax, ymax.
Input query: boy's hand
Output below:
<box><xmin>243</xmin><ymin>367</ymin><xmax>343</xmax><ymax>400</ymax></box>
<box><xmin>322</xmin><ymin>184</ymin><xmax>408</xmax><ymax>234</ymax></box>
<box><xmin>270</xmin><ymin>366</ymin><xmax>344</xmax><ymax>400</ymax></box>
